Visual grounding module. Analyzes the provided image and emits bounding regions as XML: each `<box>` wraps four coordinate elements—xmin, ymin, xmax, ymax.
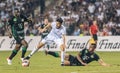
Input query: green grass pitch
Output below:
<box><xmin>0</xmin><ymin>51</ymin><xmax>120</xmax><ymax>73</ymax></box>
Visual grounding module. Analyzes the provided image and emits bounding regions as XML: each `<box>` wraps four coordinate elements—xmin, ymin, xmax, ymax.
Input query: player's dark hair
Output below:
<box><xmin>14</xmin><ymin>8</ymin><xmax>19</xmax><ymax>12</ymax></box>
<box><xmin>91</xmin><ymin>44</ymin><xmax>97</xmax><ymax>49</ymax></box>
<box><xmin>56</xmin><ymin>18</ymin><xmax>63</xmax><ymax>24</ymax></box>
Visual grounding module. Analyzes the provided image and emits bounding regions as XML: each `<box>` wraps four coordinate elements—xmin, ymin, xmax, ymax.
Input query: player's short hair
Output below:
<box><xmin>56</xmin><ymin>18</ymin><xmax>63</xmax><ymax>24</ymax></box>
<box><xmin>91</xmin><ymin>44</ymin><xmax>97</xmax><ymax>49</ymax></box>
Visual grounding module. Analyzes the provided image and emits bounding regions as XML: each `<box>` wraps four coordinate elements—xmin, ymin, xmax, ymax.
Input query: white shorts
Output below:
<box><xmin>41</xmin><ymin>35</ymin><xmax>64</xmax><ymax>47</ymax></box>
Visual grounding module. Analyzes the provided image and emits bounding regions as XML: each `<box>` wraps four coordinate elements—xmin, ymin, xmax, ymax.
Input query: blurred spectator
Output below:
<box><xmin>115</xmin><ymin>26</ymin><xmax>120</xmax><ymax>35</ymax></box>
<box><xmin>0</xmin><ymin>0</ymin><xmax>120</xmax><ymax>36</ymax></box>
<box><xmin>0</xmin><ymin>20</ymin><xmax>5</xmax><ymax>36</ymax></box>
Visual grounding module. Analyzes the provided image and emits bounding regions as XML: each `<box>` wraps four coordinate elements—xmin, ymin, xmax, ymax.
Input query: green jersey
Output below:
<box><xmin>8</xmin><ymin>14</ymin><xmax>28</xmax><ymax>37</ymax></box>
<box><xmin>80</xmin><ymin>49</ymin><xmax>100</xmax><ymax>64</ymax></box>
<box><xmin>8</xmin><ymin>14</ymin><xmax>29</xmax><ymax>43</ymax></box>
<box><xmin>39</xmin><ymin>23</ymin><xmax>50</xmax><ymax>38</ymax></box>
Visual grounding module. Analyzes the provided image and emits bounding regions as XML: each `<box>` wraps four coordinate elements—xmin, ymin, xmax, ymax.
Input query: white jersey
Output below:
<box><xmin>48</xmin><ymin>22</ymin><xmax>66</xmax><ymax>39</ymax></box>
<box><xmin>41</xmin><ymin>22</ymin><xmax>66</xmax><ymax>47</ymax></box>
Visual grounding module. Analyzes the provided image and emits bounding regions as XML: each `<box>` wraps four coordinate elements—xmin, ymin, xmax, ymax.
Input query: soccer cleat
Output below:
<box><xmin>7</xmin><ymin>58</ymin><xmax>12</xmax><ymax>65</ymax></box>
<box><xmin>24</xmin><ymin>56</ymin><xmax>30</xmax><ymax>60</ymax></box>
<box><xmin>61</xmin><ymin>63</ymin><xmax>64</xmax><ymax>66</ymax></box>
<box><xmin>61</xmin><ymin>62</ymin><xmax>64</xmax><ymax>66</ymax></box>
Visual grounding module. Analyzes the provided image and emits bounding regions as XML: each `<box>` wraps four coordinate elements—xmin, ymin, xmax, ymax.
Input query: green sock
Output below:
<box><xmin>9</xmin><ymin>49</ymin><xmax>18</xmax><ymax>60</ymax></box>
<box><xmin>21</xmin><ymin>47</ymin><xmax>27</xmax><ymax>58</ymax></box>
<box><xmin>48</xmin><ymin>51</ymin><xmax>60</xmax><ymax>57</ymax></box>
<box><xmin>47</xmin><ymin>45</ymin><xmax>49</xmax><ymax>50</ymax></box>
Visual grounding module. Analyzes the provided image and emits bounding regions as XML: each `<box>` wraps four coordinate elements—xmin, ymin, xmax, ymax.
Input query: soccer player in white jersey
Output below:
<box><xmin>24</xmin><ymin>18</ymin><xmax>66</xmax><ymax>66</ymax></box>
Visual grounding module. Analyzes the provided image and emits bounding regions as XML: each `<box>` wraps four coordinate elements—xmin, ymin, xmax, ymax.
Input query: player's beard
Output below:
<box><xmin>15</xmin><ymin>13</ymin><xmax>20</xmax><ymax>17</ymax></box>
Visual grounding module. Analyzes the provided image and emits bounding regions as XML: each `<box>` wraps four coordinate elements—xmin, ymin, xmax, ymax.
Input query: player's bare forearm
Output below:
<box><xmin>42</xmin><ymin>23</ymin><xmax>51</xmax><ymax>33</ymax></box>
<box><xmin>98</xmin><ymin>59</ymin><xmax>110</xmax><ymax>67</ymax></box>
<box><xmin>77</xmin><ymin>54</ymin><xmax>87</xmax><ymax>66</ymax></box>
<box><xmin>38</xmin><ymin>27</ymin><xmax>43</xmax><ymax>33</ymax></box>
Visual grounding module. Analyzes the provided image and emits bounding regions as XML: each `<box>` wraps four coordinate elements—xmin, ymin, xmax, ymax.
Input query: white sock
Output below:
<box><xmin>28</xmin><ymin>47</ymin><xmax>39</xmax><ymax>57</ymax></box>
<box><xmin>61</xmin><ymin>51</ymin><xmax>65</xmax><ymax>64</ymax></box>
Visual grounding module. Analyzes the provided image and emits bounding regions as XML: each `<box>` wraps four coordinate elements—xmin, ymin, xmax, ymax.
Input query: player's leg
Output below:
<box><xmin>46</xmin><ymin>50</ymin><xmax>60</xmax><ymax>57</ymax></box>
<box><xmin>21</xmin><ymin>40</ymin><xmax>28</xmax><ymax>61</ymax></box>
<box><xmin>63</xmin><ymin>54</ymin><xmax>73</xmax><ymax>66</ymax></box>
<box><xmin>55</xmin><ymin>39</ymin><xmax>65</xmax><ymax>66</ymax></box>
<box><xmin>24</xmin><ymin>42</ymin><xmax>45</xmax><ymax>60</ymax></box>
<box><xmin>24</xmin><ymin>36</ymin><xmax>50</xmax><ymax>60</ymax></box>
<box><xmin>7</xmin><ymin>43</ymin><xmax>22</xmax><ymax>65</ymax></box>
<box><xmin>64</xmin><ymin>53</ymin><xmax>70</xmax><ymax>60</ymax></box>
<box><xmin>63</xmin><ymin>61</ymin><xmax>70</xmax><ymax>66</ymax></box>
<box><xmin>60</xmin><ymin>44</ymin><xmax>65</xmax><ymax>66</ymax></box>
<box><xmin>46</xmin><ymin>51</ymin><xmax>70</xmax><ymax>59</ymax></box>
<box><xmin>46</xmin><ymin>50</ymin><xmax>71</xmax><ymax>66</ymax></box>
<box><xmin>93</xmin><ymin>34</ymin><xmax>98</xmax><ymax>44</ymax></box>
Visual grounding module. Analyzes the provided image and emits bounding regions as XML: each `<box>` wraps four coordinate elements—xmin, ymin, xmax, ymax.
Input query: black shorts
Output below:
<box><xmin>12</xmin><ymin>31</ymin><xmax>24</xmax><ymax>44</ymax></box>
<box><xmin>93</xmin><ymin>34</ymin><xmax>98</xmax><ymax>41</ymax></box>
<box><xmin>14</xmin><ymin>36</ymin><xmax>24</xmax><ymax>44</ymax></box>
<box><xmin>68</xmin><ymin>55</ymin><xmax>82</xmax><ymax>66</ymax></box>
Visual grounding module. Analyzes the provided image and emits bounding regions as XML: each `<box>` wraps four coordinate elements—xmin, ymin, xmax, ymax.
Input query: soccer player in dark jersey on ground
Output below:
<box><xmin>38</xmin><ymin>18</ymin><xmax>50</xmax><ymax>50</ymax></box>
<box><xmin>6</xmin><ymin>8</ymin><xmax>32</xmax><ymax>65</ymax></box>
<box><xmin>45</xmin><ymin>40</ymin><xmax>110</xmax><ymax>66</ymax></box>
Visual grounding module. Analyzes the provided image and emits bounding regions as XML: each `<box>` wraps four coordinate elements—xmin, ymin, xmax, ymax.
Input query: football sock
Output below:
<box><xmin>48</xmin><ymin>51</ymin><xmax>60</xmax><ymax>57</ymax></box>
<box><xmin>28</xmin><ymin>47</ymin><xmax>39</xmax><ymax>57</ymax></box>
<box><xmin>21</xmin><ymin>47</ymin><xmax>27</xmax><ymax>58</ymax></box>
<box><xmin>9</xmin><ymin>49</ymin><xmax>18</xmax><ymax>60</ymax></box>
<box><xmin>61</xmin><ymin>51</ymin><xmax>65</xmax><ymax>64</ymax></box>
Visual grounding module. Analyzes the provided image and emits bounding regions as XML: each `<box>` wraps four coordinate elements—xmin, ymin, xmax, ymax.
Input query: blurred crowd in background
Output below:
<box><xmin>0</xmin><ymin>0</ymin><xmax>120</xmax><ymax>36</ymax></box>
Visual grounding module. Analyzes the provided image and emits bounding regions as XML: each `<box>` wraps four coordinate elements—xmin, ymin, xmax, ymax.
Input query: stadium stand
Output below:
<box><xmin>0</xmin><ymin>0</ymin><xmax>120</xmax><ymax>36</ymax></box>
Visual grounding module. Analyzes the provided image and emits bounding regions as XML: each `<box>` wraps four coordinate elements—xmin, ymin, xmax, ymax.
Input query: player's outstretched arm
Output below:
<box><xmin>41</xmin><ymin>23</ymin><xmax>51</xmax><ymax>33</ymax></box>
<box><xmin>38</xmin><ymin>26</ymin><xmax>43</xmax><ymax>33</ymax></box>
<box><xmin>98</xmin><ymin>59</ymin><xmax>110</xmax><ymax>67</ymax></box>
<box><xmin>76</xmin><ymin>53</ymin><xmax>87</xmax><ymax>66</ymax></box>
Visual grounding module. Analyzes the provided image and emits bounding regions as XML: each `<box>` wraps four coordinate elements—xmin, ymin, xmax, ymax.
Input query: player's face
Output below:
<box><xmin>56</xmin><ymin>21</ymin><xmax>61</xmax><ymax>29</ymax></box>
<box><xmin>93</xmin><ymin>21</ymin><xmax>97</xmax><ymax>25</ymax></box>
<box><xmin>44</xmin><ymin>19</ymin><xmax>48</xmax><ymax>25</ymax></box>
<box><xmin>14</xmin><ymin>10</ymin><xmax>20</xmax><ymax>16</ymax></box>
<box><xmin>89</xmin><ymin>45</ymin><xmax>96</xmax><ymax>53</ymax></box>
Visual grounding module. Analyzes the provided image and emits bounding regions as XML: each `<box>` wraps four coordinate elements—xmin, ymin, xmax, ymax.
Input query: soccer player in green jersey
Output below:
<box><xmin>6</xmin><ymin>8</ymin><xmax>32</xmax><ymax>65</ymax></box>
<box><xmin>38</xmin><ymin>18</ymin><xmax>50</xmax><ymax>50</ymax></box>
<box><xmin>45</xmin><ymin>42</ymin><xmax>110</xmax><ymax>66</ymax></box>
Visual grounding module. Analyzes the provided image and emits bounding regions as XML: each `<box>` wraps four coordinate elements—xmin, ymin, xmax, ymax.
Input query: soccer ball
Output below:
<box><xmin>22</xmin><ymin>60</ymin><xmax>30</xmax><ymax>67</ymax></box>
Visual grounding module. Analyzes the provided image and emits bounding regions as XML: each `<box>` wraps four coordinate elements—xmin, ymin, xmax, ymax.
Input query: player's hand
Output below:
<box><xmin>41</xmin><ymin>29</ymin><xmax>47</xmax><ymax>33</ymax></box>
<box><xmin>104</xmin><ymin>64</ymin><xmax>111</xmax><ymax>67</ymax></box>
<box><xmin>82</xmin><ymin>62</ymin><xmax>88</xmax><ymax>66</ymax></box>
